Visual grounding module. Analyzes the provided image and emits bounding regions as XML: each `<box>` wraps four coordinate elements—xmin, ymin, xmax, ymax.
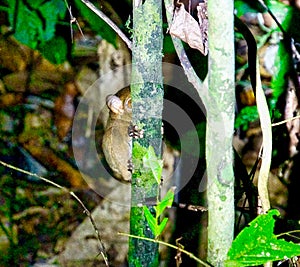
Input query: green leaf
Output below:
<box><xmin>225</xmin><ymin>209</ymin><xmax>300</xmax><ymax>267</ymax></box>
<box><xmin>13</xmin><ymin>1</ymin><xmax>43</xmax><ymax>49</ymax></box>
<box><xmin>157</xmin><ymin>217</ymin><xmax>168</xmax><ymax>237</ymax></box>
<box><xmin>143</xmin><ymin>206</ymin><xmax>157</xmax><ymax>236</ymax></box>
<box><xmin>39</xmin><ymin>0</ymin><xmax>67</xmax><ymax>42</ymax></box>
<box><xmin>144</xmin><ymin>188</ymin><xmax>174</xmax><ymax>238</ymax></box>
<box><xmin>144</xmin><ymin>206</ymin><xmax>169</xmax><ymax>238</ymax></box>
<box><xmin>25</xmin><ymin>0</ymin><xmax>47</xmax><ymax>9</ymax></box>
<box><xmin>3</xmin><ymin>0</ymin><xmax>66</xmax><ymax>50</ymax></box>
<box><xmin>132</xmin><ymin>142</ymin><xmax>148</xmax><ymax>159</ymax></box>
<box><xmin>142</xmin><ymin>146</ymin><xmax>163</xmax><ymax>184</ymax></box>
<box><xmin>268</xmin><ymin>0</ymin><xmax>293</xmax><ymax>31</ymax></box>
<box><xmin>156</xmin><ymin>187</ymin><xmax>175</xmax><ymax>217</ymax></box>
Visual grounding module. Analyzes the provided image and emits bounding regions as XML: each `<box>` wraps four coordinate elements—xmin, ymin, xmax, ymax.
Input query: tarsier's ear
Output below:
<box><xmin>106</xmin><ymin>95</ymin><xmax>124</xmax><ymax>115</ymax></box>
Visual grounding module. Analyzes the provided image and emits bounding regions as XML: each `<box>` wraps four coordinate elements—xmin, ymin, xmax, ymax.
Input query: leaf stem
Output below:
<box><xmin>271</xmin><ymin>115</ymin><xmax>300</xmax><ymax>127</ymax></box>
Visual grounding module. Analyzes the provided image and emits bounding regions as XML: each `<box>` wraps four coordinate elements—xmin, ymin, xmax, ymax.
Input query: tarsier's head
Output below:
<box><xmin>106</xmin><ymin>87</ymin><xmax>132</xmax><ymax>120</ymax></box>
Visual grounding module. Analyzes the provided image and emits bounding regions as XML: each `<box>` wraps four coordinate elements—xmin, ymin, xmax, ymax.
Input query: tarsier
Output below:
<box><xmin>102</xmin><ymin>87</ymin><xmax>143</xmax><ymax>183</ymax></box>
<box><xmin>102</xmin><ymin>88</ymin><xmax>173</xmax><ymax>186</ymax></box>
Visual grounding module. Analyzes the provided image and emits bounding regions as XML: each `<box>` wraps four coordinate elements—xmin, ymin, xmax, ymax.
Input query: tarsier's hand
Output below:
<box><xmin>128</xmin><ymin>124</ymin><xmax>144</xmax><ymax>139</ymax></box>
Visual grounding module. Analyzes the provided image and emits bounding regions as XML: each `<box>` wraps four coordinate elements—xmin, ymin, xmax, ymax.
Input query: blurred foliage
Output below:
<box><xmin>0</xmin><ymin>0</ymin><xmax>120</xmax><ymax>64</ymax></box>
<box><xmin>268</xmin><ymin>1</ymin><xmax>294</xmax><ymax>111</ymax></box>
<box><xmin>234</xmin><ymin>0</ymin><xmax>296</xmax><ymax>127</ymax></box>
<box><xmin>5</xmin><ymin>0</ymin><xmax>66</xmax><ymax>46</ymax></box>
<box><xmin>235</xmin><ymin>0</ymin><xmax>266</xmax><ymax>16</ymax></box>
<box><xmin>39</xmin><ymin>36</ymin><xmax>68</xmax><ymax>65</ymax></box>
<box><xmin>0</xmin><ymin>0</ymin><xmax>68</xmax><ymax>64</ymax></box>
<box><xmin>235</xmin><ymin>106</ymin><xmax>259</xmax><ymax>131</ymax></box>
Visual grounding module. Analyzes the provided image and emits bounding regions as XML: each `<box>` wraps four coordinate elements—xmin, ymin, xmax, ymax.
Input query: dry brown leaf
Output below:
<box><xmin>169</xmin><ymin>1</ymin><xmax>208</xmax><ymax>55</ymax></box>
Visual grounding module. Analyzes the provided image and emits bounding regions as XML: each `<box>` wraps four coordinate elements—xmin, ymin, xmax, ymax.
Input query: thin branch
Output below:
<box><xmin>80</xmin><ymin>0</ymin><xmax>132</xmax><ymax>50</ymax></box>
<box><xmin>276</xmin><ymin>229</ymin><xmax>300</xmax><ymax>239</ymax></box>
<box><xmin>64</xmin><ymin>0</ymin><xmax>85</xmax><ymax>42</ymax></box>
<box><xmin>271</xmin><ymin>114</ymin><xmax>300</xmax><ymax>127</ymax></box>
<box><xmin>0</xmin><ymin>160</ymin><xmax>109</xmax><ymax>267</ymax></box>
<box><xmin>118</xmin><ymin>232</ymin><xmax>213</xmax><ymax>267</ymax></box>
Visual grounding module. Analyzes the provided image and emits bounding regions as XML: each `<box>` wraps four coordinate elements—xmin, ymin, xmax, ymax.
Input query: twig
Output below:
<box><xmin>271</xmin><ymin>114</ymin><xmax>300</xmax><ymax>127</ymax></box>
<box><xmin>80</xmin><ymin>0</ymin><xmax>132</xmax><ymax>50</ymax></box>
<box><xmin>64</xmin><ymin>0</ymin><xmax>85</xmax><ymax>42</ymax></box>
<box><xmin>118</xmin><ymin>232</ymin><xmax>212</xmax><ymax>267</ymax></box>
<box><xmin>276</xmin><ymin>229</ymin><xmax>300</xmax><ymax>239</ymax></box>
<box><xmin>0</xmin><ymin>160</ymin><xmax>109</xmax><ymax>267</ymax></box>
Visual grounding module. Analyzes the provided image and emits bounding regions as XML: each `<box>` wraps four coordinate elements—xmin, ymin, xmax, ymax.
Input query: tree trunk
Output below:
<box><xmin>206</xmin><ymin>0</ymin><xmax>235</xmax><ymax>265</ymax></box>
<box><xmin>128</xmin><ymin>1</ymin><xmax>163</xmax><ymax>266</ymax></box>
